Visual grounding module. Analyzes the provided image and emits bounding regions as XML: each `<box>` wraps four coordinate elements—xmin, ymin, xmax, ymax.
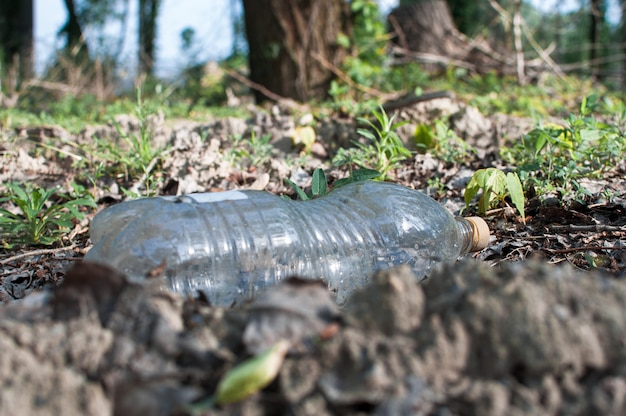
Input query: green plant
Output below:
<box><xmin>81</xmin><ymin>88</ymin><xmax>168</xmax><ymax>196</ymax></box>
<box><xmin>413</xmin><ymin>119</ymin><xmax>476</xmax><ymax>163</ymax></box>
<box><xmin>284</xmin><ymin>168</ymin><xmax>328</xmax><ymax>200</ymax></box>
<box><xmin>284</xmin><ymin>168</ymin><xmax>381</xmax><ymax>200</ymax></box>
<box><xmin>427</xmin><ymin>176</ymin><xmax>447</xmax><ymax>198</ymax></box>
<box><xmin>226</xmin><ymin>131</ymin><xmax>273</xmax><ymax>168</ymax></box>
<box><xmin>342</xmin><ymin>0</ymin><xmax>387</xmax><ymax>86</ymax></box>
<box><xmin>333</xmin><ymin>106</ymin><xmax>411</xmax><ymax>180</ymax></box>
<box><xmin>0</xmin><ymin>182</ymin><xmax>96</xmax><ymax>246</ymax></box>
<box><xmin>114</xmin><ymin>88</ymin><xmax>165</xmax><ymax>169</ymax></box>
<box><xmin>187</xmin><ymin>340</ymin><xmax>289</xmax><ymax>410</ymax></box>
<box><xmin>464</xmin><ymin>168</ymin><xmax>525</xmax><ymax>223</ymax></box>
<box><xmin>502</xmin><ymin>94</ymin><xmax>626</xmax><ymax>197</ymax></box>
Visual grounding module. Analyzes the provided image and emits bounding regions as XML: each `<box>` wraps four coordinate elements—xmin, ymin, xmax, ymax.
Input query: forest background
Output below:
<box><xmin>2</xmin><ymin>0</ymin><xmax>626</xmax><ymax>110</ymax></box>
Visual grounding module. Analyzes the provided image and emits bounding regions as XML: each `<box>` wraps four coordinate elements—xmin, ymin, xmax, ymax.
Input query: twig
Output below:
<box><xmin>225</xmin><ymin>68</ymin><xmax>295</xmax><ymax>104</ymax></box>
<box><xmin>389</xmin><ymin>46</ymin><xmax>477</xmax><ymax>71</ymax></box>
<box><xmin>0</xmin><ymin>244</ymin><xmax>78</xmax><ymax>265</ymax></box>
<box><xmin>520</xmin><ymin>20</ymin><xmax>567</xmax><ymax>81</ymax></box>
<box><xmin>512</xmin><ymin>0</ymin><xmax>525</xmax><ymax>84</ymax></box>
<box><xmin>382</xmin><ymin>90</ymin><xmax>455</xmax><ymax>112</ymax></box>
<box><xmin>387</xmin><ymin>13</ymin><xmax>409</xmax><ymax>51</ymax></box>
<box><xmin>546</xmin><ymin>245</ymin><xmax>626</xmax><ymax>254</ymax></box>
<box><xmin>549</xmin><ymin>224</ymin><xmax>626</xmax><ymax>233</ymax></box>
<box><xmin>310</xmin><ymin>51</ymin><xmax>397</xmax><ymax>100</ymax></box>
<box><xmin>24</xmin><ymin>79</ymin><xmax>81</xmax><ymax>94</ymax></box>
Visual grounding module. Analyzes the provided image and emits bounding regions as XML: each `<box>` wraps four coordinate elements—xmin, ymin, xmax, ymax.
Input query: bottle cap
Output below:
<box><xmin>465</xmin><ymin>217</ymin><xmax>490</xmax><ymax>251</ymax></box>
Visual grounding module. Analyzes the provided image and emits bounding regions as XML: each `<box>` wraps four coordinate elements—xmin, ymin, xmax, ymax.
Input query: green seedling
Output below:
<box><xmin>333</xmin><ymin>106</ymin><xmax>412</xmax><ymax>180</ymax></box>
<box><xmin>226</xmin><ymin>131</ymin><xmax>273</xmax><ymax>168</ymax></box>
<box><xmin>284</xmin><ymin>167</ymin><xmax>381</xmax><ymax>200</ymax></box>
<box><xmin>413</xmin><ymin>119</ymin><xmax>476</xmax><ymax>164</ymax></box>
<box><xmin>0</xmin><ymin>182</ymin><xmax>96</xmax><ymax>246</ymax></box>
<box><xmin>332</xmin><ymin>168</ymin><xmax>381</xmax><ymax>189</ymax></box>
<box><xmin>502</xmin><ymin>94</ymin><xmax>626</xmax><ymax>198</ymax></box>
<box><xmin>284</xmin><ymin>168</ymin><xmax>328</xmax><ymax>200</ymax></box>
<box><xmin>187</xmin><ymin>340</ymin><xmax>290</xmax><ymax>412</ymax></box>
<box><xmin>465</xmin><ymin>168</ymin><xmax>525</xmax><ymax>223</ymax></box>
<box><xmin>113</xmin><ymin>88</ymin><xmax>166</xmax><ymax>168</ymax></box>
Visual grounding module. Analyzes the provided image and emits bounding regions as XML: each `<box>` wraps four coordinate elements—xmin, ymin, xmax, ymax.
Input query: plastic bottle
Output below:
<box><xmin>85</xmin><ymin>181</ymin><xmax>489</xmax><ymax>306</ymax></box>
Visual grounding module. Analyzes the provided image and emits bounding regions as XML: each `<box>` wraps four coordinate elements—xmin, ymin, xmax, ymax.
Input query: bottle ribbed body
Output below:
<box><xmin>85</xmin><ymin>181</ymin><xmax>471</xmax><ymax>306</ymax></box>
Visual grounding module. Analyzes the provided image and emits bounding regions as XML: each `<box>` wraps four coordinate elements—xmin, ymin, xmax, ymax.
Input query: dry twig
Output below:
<box><xmin>0</xmin><ymin>244</ymin><xmax>78</xmax><ymax>265</ymax></box>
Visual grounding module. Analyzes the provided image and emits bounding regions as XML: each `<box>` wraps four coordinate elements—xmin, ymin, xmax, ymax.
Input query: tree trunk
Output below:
<box><xmin>589</xmin><ymin>0</ymin><xmax>604</xmax><ymax>80</ymax></box>
<box><xmin>618</xmin><ymin>0</ymin><xmax>626</xmax><ymax>89</ymax></box>
<box><xmin>389</xmin><ymin>0</ymin><xmax>464</xmax><ymax>59</ymax></box>
<box><xmin>388</xmin><ymin>0</ymin><xmax>507</xmax><ymax>75</ymax></box>
<box><xmin>138</xmin><ymin>0</ymin><xmax>161</xmax><ymax>76</ymax></box>
<box><xmin>61</xmin><ymin>0</ymin><xmax>89</xmax><ymax>62</ymax></box>
<box><xmin>242</xmin><ymin>0</ymin><xmax>351</xmax><ymax>103</ymax></box>
<box><xmin>0</xmin><ymin>0</ymin><xmax>34</xmax><ymax>80</ymax></box>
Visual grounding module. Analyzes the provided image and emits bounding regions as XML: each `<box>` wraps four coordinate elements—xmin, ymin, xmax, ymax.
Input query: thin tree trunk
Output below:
<box><xmin>138</xmin><ymin>0</ymin><xmax>161</xmax><ymax>76</ymax></box>
<box><xmin>589</xmin><ymin>0</ymin><xmax>604</xmax><ymax>80</ymax></box>
<box><xmin>621</xmin><ymin>0</ymin><xmax>626</xmax><ymax>88</ymax></box>
<box><xmin>0</xmin><ymin>0</ymin><xmax>34</xmax><ymax>80</ymax></box>
<box><xmin>512</xmin><ymin>0</ymin><xmax>525</xmax><ymax>84</ymax></box>
<box><xmin>61</xmin><ymin>0</ymin><xmax>89</xmax><ymax>61</ymax></box>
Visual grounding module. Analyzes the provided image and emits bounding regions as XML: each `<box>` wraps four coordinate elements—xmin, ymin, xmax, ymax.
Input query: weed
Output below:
<box><xmin>333</xmin><ymin>106</ymin><xmax>411</xmax><ymax>180</ymax></box>
<box><xmin>413</xmin><ymin>119</ymin><xmax>476</xmax><ymax>164</ymax></box>
<box><xmin>82</xmin><ymin>88</ymin><xmax>167</xmax><ymax>196</ymax></box>
<box><xmin>226</xmin><ymin>131</ymin><xmax>273</xmax><ymax>168</ymax></box>
<box><xmin>284</xmin><ymin>168</ymin><xmax>328</xmax><ymax>200</ymax></box>
<box><xmin>464</xmin><ymin>168</ymin><xmax>525</xmax><ymax>223</ymax></box>
<box><xmin>115</xmin><ymin>88</ymin><xmax>165</xmax><ymax>169</ymax></box>
<box><xmin>0</xmin><ymin>182</ymin><xmax>96</xmax><ymax>246</ymax></box>
<box><xmin>332</xmin><ymin>168</ymin><xmax>381</xmax><ymax>189</ymax></box>
<box><xmin>284</xmin><ymin>167</ymin><xmax>381</xmax><ymax>200</ymax></box>
<box><xmin>427</xmin><ymin>176</ymin><xmax>447</xmax><ymax>198</ymax></box>
<box><xmin>502</xmin><ymin>94</ymin><xmax>626</xmax><ymax>197</ymax></box>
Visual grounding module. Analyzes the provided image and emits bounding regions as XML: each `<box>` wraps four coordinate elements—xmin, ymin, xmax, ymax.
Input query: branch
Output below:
<box><xmin>225</xmin><ymin>68</ymin><xmax>301</xmax><ymax>108</ymax></box>
<box><xmin>0</xmin><ymin>244</ymin><xmax>77</xmax><ymax>265</ymax></box>
<box><xmin>310</xmin><ymin>52</ymin><xmax>397</xmax><ymax>100</ymax></box>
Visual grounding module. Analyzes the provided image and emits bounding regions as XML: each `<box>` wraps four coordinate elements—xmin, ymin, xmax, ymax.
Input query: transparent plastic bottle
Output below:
<box><xmin>85</xmin><ymin>181</ymin><xmax>489</xmax><ymax>306</ymax></box>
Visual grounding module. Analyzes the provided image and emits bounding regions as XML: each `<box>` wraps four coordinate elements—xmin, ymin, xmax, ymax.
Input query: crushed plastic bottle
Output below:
<box><xmin>84</xmin><ymin>181</ymin><xmax>490</xmax><ymax>306</ymax></box>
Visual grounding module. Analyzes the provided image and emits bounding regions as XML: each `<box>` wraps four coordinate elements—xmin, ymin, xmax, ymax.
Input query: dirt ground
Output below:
<box><xmin>1</xmin><ymin>96</ymin><xmax>625</xmax><ymax>415</ymax></box>
<box><xmin>1</xmin><ymin>260</ymin><xmax>625</xmax><ymax>415</ymax></box>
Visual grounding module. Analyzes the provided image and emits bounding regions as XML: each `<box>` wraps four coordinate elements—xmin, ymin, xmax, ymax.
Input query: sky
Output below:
<box><xmin>34</xmin><ymin>0</ymin><xmax>621</xmax><ymax>78</ymax></box>
<box><xmin>34</xmin><ymin>0</ymin><xmax>238</xmax><ymax>77</ymax></box>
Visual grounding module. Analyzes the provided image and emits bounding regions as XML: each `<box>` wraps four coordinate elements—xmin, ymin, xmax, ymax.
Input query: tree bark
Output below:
<box><xmin>589</xmin><ymin>0</ymin><xmax>604</xmax><ymax>80</ymax></box>
<box><xmin>61</xmin><ymin>0</ymin><xmax>89</xmax><ymax>62</ymax></box>
<box><xmin>388</xmin><ymin>0</ymin><xmax>508</xmax><ymax>75</ymax></box>
<box><xmin>0</xmin><ymin>0</ymin><xmax>34</xmax><ymax>80</ymax></box>
<box><xmin>242</xmin><ymin>0</ymin><xmax>351</xmax><ymax>103</ymax></box>
<box><xmin>138</xmin><ymin>0</ymin><xmax>161</xmax><ymax>76</ymax></box>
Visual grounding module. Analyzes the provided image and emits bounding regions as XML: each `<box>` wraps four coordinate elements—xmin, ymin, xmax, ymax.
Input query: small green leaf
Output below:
<box><xmin>334</xmin><ymin>168</ymin><xmax>381</xmax><ymax>189</ymax></box>
<box><xmin>215</xmin><ymin>340</ymin><xmax>290</xmax><ymax>406</ymax></box>
<box><xmin>483</xmin><ymin>169</ymin><xmax>506</xmax><ymax>213</ymax></box>
<box><xmin>356</xmin><ymin>128</ymin><xmax>376</xmax><ymax>141</ymax></box>
<box><xmin>506</xmin><ymin>172</ymin><xmax>526</xmax><ymax>223</ymax></box>
<box><xmin>579</xmin><ymin>129</ymin><xmax>602</xmax><ymax>142</ymax></box>
<box><xmin>283</xmin><ymin>178</ymin><xmax>309</xmax><ymax>200</ymax></box>
<box><xmin>311</xmin><ymin>168</ymin><xmax>327</xmax><ymax>197</ymax></box>
<box><xmin>465</xmin><ymin>168</ymin><xmax>491</xmax><ymax>207</ymax></box>
<box><xmin>350</xmin><ymin>168</ymin><xmax>381</xmax><ymax>181</ymax></box>
<box><xmin>336</xmin><ymin>32</ymin><xmax>350</xmax><ymax>48</ymax></box>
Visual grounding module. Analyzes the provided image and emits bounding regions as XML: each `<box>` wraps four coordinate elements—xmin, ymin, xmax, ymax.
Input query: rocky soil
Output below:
<box><xmin>1</xmin><ymin>260</ymin><xmax>625</xmax><ymax>415</ymax></box>
<box><xmin>1</xmin><ymin>95</ymin><xmax>625</xmax><ymax>415</ymax></box>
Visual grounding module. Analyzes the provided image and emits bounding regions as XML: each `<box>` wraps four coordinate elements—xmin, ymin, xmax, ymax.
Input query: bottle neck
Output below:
<box><xmin>456</xmin><ymin>217</ymin><xmax>475</xmax><ymax>255</ymax></box>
